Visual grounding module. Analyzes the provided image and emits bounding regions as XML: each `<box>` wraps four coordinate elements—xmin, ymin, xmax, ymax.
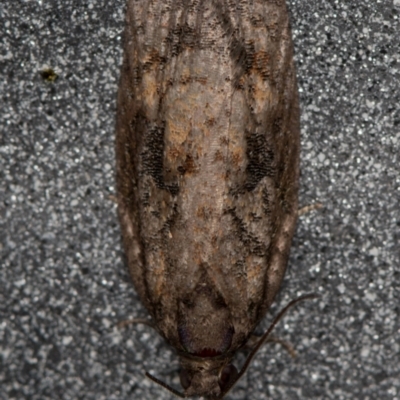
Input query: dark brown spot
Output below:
<box><xmin>206</xmin><ymin>118</ymin><xmax>216</xmax><ymax>127</ymax></box>
<box><xmin>252</xmin><ymin>51</ymin><xmax>271</xmax><ymax>80</ymax></box>
<box><xmin>178</xmin><ymin>154</ymin><xmax>197</xmax><ymax>175</ymax></box>
<box><xmin>214</xmin><ymin>150</ymin><xmax>224</xmax><ymax>162</ymax></box>
<box><xmin>41</xmin><ymin>68</ymin><xmax>58</xmax><ymax>82</ymax></box>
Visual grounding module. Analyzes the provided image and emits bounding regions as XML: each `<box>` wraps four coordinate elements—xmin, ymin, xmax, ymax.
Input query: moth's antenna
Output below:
<box><xmin>218</xmin><ymin>293</ymin><xmax>320</xmax><ymax>399</ymax></box>
<box><xmin>145</xmin><ymin>371</ymin><xmax>186</xmax><ymax>398</ymax></box>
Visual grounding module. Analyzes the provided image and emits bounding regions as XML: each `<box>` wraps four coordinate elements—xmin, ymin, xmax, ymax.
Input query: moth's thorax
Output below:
<box><xmin>179</xmin><ymin>354</ymin><xmax>234</xmax><ymax>398</ymax></box>
<box><xmin>176</xmin><ymin>281</ymin><xmax>239</xmax><ymax>398</ymax></box>
<box><xmin>177</xmin><ymin>278</ymin><xmax>235</xmax><ymax>357</ymax></box>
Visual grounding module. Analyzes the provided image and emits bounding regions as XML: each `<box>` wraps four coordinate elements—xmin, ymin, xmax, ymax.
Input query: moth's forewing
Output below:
<box><xmin>116</xmin><ymin>0</ymin><xmax>299</xmax><ymax>397</ymax></box>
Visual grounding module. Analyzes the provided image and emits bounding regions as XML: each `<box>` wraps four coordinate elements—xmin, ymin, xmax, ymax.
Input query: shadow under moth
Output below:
<box><xmin>115</xmin><ymin>0</ymin><xmax>316</xmax><ymax>398</ymax></box>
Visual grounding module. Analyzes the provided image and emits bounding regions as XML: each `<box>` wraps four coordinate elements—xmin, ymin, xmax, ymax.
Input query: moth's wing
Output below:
<box><xmin>155</xmin><ymin>1</ymin><xmax>301</xmax><ymax>347</ymax></box>
<box><xmin>115</xmin><ymin>1</ymin><xmax>173</xmax><ymax>314</ymax></box>
<box><xmin>183</xmin><ymin>0</ymin><xmax>300</xmax><ymax>346</ymax></box>
<box><xmin>116</xmin><ymin>0</ymin><xmax>215</xmax><ymax>332</ymax></box>
<box><xmin>222</xmin><ymin>56</ymin><xmax>300</xmax><ymax>347</ymax></box>
<box><xmin>116</xmin><ymin>0</ymin><xmax>300</xmax><ymax>349</ymax></box>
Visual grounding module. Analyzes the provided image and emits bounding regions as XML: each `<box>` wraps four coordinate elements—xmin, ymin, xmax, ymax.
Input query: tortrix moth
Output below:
<box><xmin>115</xmin><ymin>0</ymin><xmax>314</xmax><ymax>398</ymax></box>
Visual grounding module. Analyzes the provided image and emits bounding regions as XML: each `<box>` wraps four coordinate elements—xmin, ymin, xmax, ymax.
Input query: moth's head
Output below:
<box><xmin>178</xmin><ymin>355</ymin><xmax>238</xmax><ymax>399</ymax></box>
<box><xmin>145</xmin><ymin>294</ymin><xmax>318</xmax><ymax>398</ymax></box>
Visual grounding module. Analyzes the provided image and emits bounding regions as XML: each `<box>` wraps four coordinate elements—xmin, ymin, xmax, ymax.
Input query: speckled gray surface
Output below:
<box><xmin>1</xmin><ymin>1</ymin><xmax>399</xmax><ymax>399</ymax></box>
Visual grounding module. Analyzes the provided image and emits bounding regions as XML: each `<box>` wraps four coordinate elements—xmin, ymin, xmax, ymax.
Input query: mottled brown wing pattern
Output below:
<box><xmin>116</xmin><ymin>0</ymin><xmax>299</xmax><ymax>397</ymax></box>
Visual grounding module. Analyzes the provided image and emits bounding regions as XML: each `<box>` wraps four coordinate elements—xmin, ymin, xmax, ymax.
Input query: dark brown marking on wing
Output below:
<box><xmin>225</xmin><ymin>207</ymin><xmax>269</xmax><ymax>258</ymax></box>
<box><xmin>141</xmin><ymin>123</ymin><xmax>180</xmax><ymax>196</ymax></box>
<box><xmin>244</xmin><ymin>130</ymin><xmax>276</xmax><ymax>191</ymax></box>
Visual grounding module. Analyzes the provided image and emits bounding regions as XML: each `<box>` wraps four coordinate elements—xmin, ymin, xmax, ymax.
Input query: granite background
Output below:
<box><xmin>1</xmin><ymin>0</ymin><xmax>399</xmax><ymax>399</ymax></box>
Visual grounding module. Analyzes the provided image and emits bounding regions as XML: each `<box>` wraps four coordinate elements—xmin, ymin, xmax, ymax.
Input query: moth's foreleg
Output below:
<box><xmin>245</xmin><ymin>334</ymin><xmax>297</xmax><ymax>358</ymax></box>
<box><xmin>117</xmin><ymin>318</ymin><xmax>156</xmax><ymax>330</ymax></box>
<box><xmin>298</xmin><ymin>202</ymin><xmax>323</xmax><ymax>217</ymax></box>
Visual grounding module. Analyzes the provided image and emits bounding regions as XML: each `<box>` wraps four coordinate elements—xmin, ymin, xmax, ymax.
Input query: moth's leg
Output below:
<box><xmin>265</xmin><ymin>335</ymin><xmax>297</xmax><ymax>358</ymax></box>
<box><xmin>117</xmin><ymin>318</ymin><xmax>156</xmax><ymax>330</ymax></box>
<box><xmin>298</xmin><ymin>202</ymin><xmax>323</xmax><ymax>217</ymax></box>
<box><xmin>108</xmin><ymin>194</ymin><xmax>118</xmax><ymax>204</ymax></box>
<box><xmin>245</xmin><ymin>334</ymin><xmax>297</xmax><ymax>358</ymax></box>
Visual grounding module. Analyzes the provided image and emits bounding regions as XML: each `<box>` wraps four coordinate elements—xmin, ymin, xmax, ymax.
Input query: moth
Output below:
<box><xmin>115</xmin><ymin>0</ymin><xmax>314</xmax><ymax>398</ymax></box>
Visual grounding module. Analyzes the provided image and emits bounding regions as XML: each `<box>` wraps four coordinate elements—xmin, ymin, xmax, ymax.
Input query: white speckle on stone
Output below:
<box><xmin>365</xmin><ymin>291</ymin><xmax>377</xmax><ymax>302</ymax></box>
<box><xmin>70</xmin><ymin>199</ymin><xmax>79</xmax><ymax>207</ymax></box>
<box><xmin>337</xmin><ymin>283</ymin><xmax>346</xmax><ymax>294</ymax></box>
<box><xmin>14</xmin><ymin>279</ymin><xmax>26</xmax><ymax>288</ymax></box>
<box><xmin>309</xmin><ymin>262</ymin><xmax>321</xmax><ymax>273</ymax></box>
<box><xmin>311</xmin><ymin>372</ymin><xmax>320</xmax><ymax>381</ymax></box>
<box><xmin>111</xmin><ymin>332</ymin><xmax>122</xmax><ymax>345</ymax></box>
<box><xmin>361</xmin><ymin>346</ymin><xmax>370</xmax><ymax>358</ymax></box>
<box><xmin>366</xmin><ymin>99</ymin><xmax>375</xmax><ymax>108</ymax></box>
<box><xmin>369</xmin><ymin>247</ymin><xmax>379</xmax><ymax>257</ymax></box>
<box><xmin>62</xmin><ymin>336</ymin><xmax>73</xmax><ymax>346</ymax></box>
<box><xmin>102</xmin><ymin>318</ymin><xmax>111</xmax><ymax>328</ymax></box>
